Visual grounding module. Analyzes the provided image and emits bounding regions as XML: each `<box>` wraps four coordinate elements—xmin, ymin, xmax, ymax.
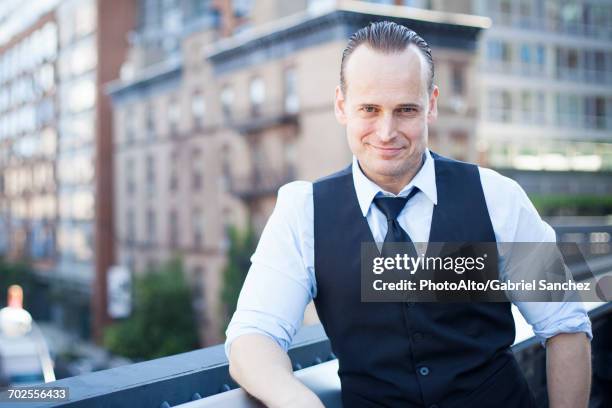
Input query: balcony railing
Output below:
<box><xmin>14</xmin><ymin>225</ymin><xmax>612</xmax><ymax>408</ymax></box>
<box><xmin>486</xmin><ymin>108</ymin><xmax>612</xmax><ymax>131</ymax></box>
<box><xmin>225</xmin><ymin>102</ymin><xmax>299</xmax><ymax>135</ymax></box>
<box><xmin>17</xmin><ymin>301</ymin><xmax>612</xmax><ymax>408</ymax></box>
<box><xmin>228</xmin><ymin>166</ymin><xmax>296</xmax><ymax>200</ymax></box>
<box><xmin>487</xmin><ymin>12</ymin><xmax>612</xmax><ymax>40</ymax></box>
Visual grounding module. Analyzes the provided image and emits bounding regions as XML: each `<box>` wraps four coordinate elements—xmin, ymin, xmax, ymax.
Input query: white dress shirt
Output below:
<box><xmin>225</xmin><ymin>149</ymin><xmax>592</xmax><ymax>357</ymax></box>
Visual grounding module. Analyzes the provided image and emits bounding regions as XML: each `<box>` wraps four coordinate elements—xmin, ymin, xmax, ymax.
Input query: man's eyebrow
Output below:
<box><xmin>357</xmin><ymin>103</ymin><xmax>421</xmax><ymax>108</ymax></box>
<box><xmin>395</xmin><ymin>103</ymin><xmax>421</xmax><ymax>109</ymax></box>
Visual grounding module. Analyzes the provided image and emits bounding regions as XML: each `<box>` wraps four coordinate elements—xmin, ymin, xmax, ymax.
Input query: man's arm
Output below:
<box><xmin>228</xmin><ymin>334</ymin><xmax>324</xmax><ymax>408</ymax></box>
<box><xmin>224</xmin><ymin>181</ymin><xmax>319</xmax><ymax>407</ymax></box>
<box><xmin>546</xmin><ymin>332</ymin><xmax>591</xmax><ymax>408</ymax></box>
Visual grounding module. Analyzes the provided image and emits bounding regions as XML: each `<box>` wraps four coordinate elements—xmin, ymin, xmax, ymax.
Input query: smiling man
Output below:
<box><xmin>225</xmin><ymin>22</ymin><xmax>592</xmax><ymax>408</ymax></box>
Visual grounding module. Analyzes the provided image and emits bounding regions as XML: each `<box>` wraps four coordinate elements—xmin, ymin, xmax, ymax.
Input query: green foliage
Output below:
<box><xmin>529</xmin><ymin>194</ymin><xmax>612</xmax><ymax>217</ymax></box>
<box><xmin>103</xmin><ymin>258</ymin><xmax>199</xmax><ymax>360</ymax></box>
<box><xmin>220</xmin><ymin>226</ymin><xmax>257</xmax><ymax>331</ymax></box>
<box><xmin>0</xmin><ymin>257</ymin><xmax>34</xmax><ymax>308</ymax></box>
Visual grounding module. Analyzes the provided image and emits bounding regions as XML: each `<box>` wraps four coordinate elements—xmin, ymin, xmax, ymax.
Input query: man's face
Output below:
<box><xmin>334</xmin><ymin>44</ymin><xmax>439</xmax><ymax>187</ymax></box>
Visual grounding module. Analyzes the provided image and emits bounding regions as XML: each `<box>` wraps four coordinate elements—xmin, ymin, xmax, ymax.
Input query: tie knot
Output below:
<box><xmin>373</xmin><ymin>187</ymin><xmax>420</xmax><ymax>221</ymax></box>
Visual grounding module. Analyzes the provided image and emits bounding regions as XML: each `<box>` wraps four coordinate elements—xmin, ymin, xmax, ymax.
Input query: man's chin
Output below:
<box><xmin>369</xmin><ymin>162</ymin><xmax>407</xmax><ymax>178</ymax></box>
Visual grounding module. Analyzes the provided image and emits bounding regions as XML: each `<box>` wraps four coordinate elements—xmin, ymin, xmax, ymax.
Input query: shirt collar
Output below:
<box><xmin>352</xmin><ymin>149</ymin><xmax>438</xmax><ymax>217</ymax></box>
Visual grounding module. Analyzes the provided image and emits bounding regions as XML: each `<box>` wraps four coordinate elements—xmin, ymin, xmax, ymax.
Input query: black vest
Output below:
<box><xmin>312</xmin><ymin>153</ymin><xmax>536</xmax><ymax>407</ymax></box>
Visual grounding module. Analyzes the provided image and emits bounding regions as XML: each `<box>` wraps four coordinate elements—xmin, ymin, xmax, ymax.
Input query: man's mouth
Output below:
<box><xmin>370</xmin><ymin>145</ymin><xmax>405</xmax><ymax>156</ymax></box>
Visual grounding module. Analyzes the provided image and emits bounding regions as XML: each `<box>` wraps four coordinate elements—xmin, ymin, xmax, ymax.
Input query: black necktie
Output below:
<box><xmin>373</xmin><ymin>187</ymin><xmax>420</xmax><ymax>257</ymax></box>
<box><xmin>373</xmin><ymin>188</ymin><xmax>421</xmax><ymax>302</ymax></box>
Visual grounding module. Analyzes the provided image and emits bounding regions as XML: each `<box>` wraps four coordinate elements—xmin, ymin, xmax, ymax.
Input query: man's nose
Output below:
<box><xmin>376</xmin><ymin>113</ymin><xmax>397</xmax><ymax>142</ymax></box>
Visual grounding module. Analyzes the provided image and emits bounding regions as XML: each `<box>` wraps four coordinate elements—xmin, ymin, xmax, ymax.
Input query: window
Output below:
<box><xmin>567</xmin><ymin>49</ymin><xmax>578</xmax><ymax>70</ymax></box>
<box><xmin>169</xmin><ymin>209</ymin><xmax>179</xmax><ymax>249</ymax></box>
<box><xmin>65</xmin><ymin>77</ymin><xmax>95</xmax><ymax>113</ymax></box>
<box><xmin>534</xmin><ymin>92</ymin><xmax>546</xmax><ymax>125</ymax></box>
<box><xmin>169</xmin><ymin>150</ymin><xmax>179</xmax><ymax>191</ymax></box>
<box><xmin>450</xmin><ymin>64</ymin><xmax>465</xmax><ymax>96</ymax></box>
<box><xmin>126</xmin><ymin>158</ymin><xmax>135</xmax><ymax>195</ymax></box>
<box><xmin>233</xmin><ymin>0</ymin><xmax>253</xmax><ymax>18</ymax></box>
<box><xmin>168</xmin><ymin>97</ymin><xmax>180</xmax><ymax>136</ymax></box>
<box><xmin>191</xmin><ymin>91</ymin><xmax>205</xmax><ymax>129</ymax></box>
<box><xmin>249</xmin><ymin>76</ymin><xmax>265</xmax><ymax>116</ymax></box>
<box><xmin>585</xmin><ymin>96</ymin><xmax>606</xmax><ymax>130</ymax></box>
<box><xmin>145</xmin><ymin>154</ymin><xmax>155</xmax><ymax>197</ymax></box>
<box><xmin>284</xmin><ymin>67</ymin><xmax>299</xmax><ymax>114</ymax></box>
<box><xmin>126</xmin><ymin>208</ymin><xmax>135</xmax><ymax>244</ymax></box>
<box><xmin>534</xmin><ymin>44</ymin><xmax>546</xmax><ymax>72</ymax></box>
<box><xmin>498</xmin><ymin>0</ymin><xmax>512</xmax><ymax>25</ymax></box>
<box><xmin>191</xmin><ymin>266</ymin><xmax>207</xmax><ymax>318</ymax></box>
<box><xmin>191</xmin><ymin>149</ymin><xmax>202</xmax><ymax>190</ymax></box>
<box><xmin>487</xmin><ymin>40</ymin><xmax>511</xmax><ymax>71</ymax></box>
<box><xmin>74</xmin><ymin>0</ymin><xmax>96</xmax><ymax>39</ymax></box>
<box><xmin>559</xmin><ymin>1</ymin><xmax>581</xmax><ymax>33</ymax></box>
<box><xmin>588</xmin><ymin>3</ymin><xmax>612</xmax><ymax>39</ymax></box>
<box><xmin>584</xmin><ymin>50</ymin><xmax>607</xmax><ymax>83</ymax></box>
<box><xmin>556</xmin><ymin>47</ymin><xmax>580</xmax><ymax>80</ymax></box>
<box><xmin>57</xmin><ymin>152</ymin><xmax>94</xmax><ymax>186</ymax></box>
<box><xmin>146</xmin><ymin>103</ymin><xmax>156</xmax><ymax>138</ymax></box>
<box><xmin>449</xmin><ymin>131</ymin><xmax>468</xmax><ymax>161</ymax></box>
<box><xmin>520</xmin><ymin>44</ymin><xmax>531</xmax><ymax>66</ymax></box>
<box><xmin>221</xmin><ymin>85</ymin><xmax>234</xmax><ymax>119</ymax></box>
<box><xmin>556</xmin><ymin>93</ymin><xmax>580</xmax><ymax>128</ymax></box>
<box><xmin>488</xmin><ymin>90</ymin><xmax>512</xmax><ymax>122</ymax></box>
<box><xmin>546</xmin><ymin>0</ymin><xmax>560</xmax><ymax>31</ymax></box>
<box><xmin>192</xmin><ymin>208</ymin><xmax>204</xmax><ymax>248</ymax></box>
<box><xmin>125</xmin><ymin>106</ymin><xmax>135</xmax><ymax>144</ymax></box>
<box><xmin>57</xmin><ymin>222</ymin><xmax>93</xmax><ymax>263</ymax></box>
<box><xmin>520</xmin><ymin>91</ymin><xmax>533</xmax><ymax>123</ymax></box>
<box><xmin>68</xmin><ymin>36</ymin><xmax>97</xmax><ymax>78</ymax></box>
<box><xmin>146</xmin><ymin>208</ymin><xmax>156</xmax><ymax>246</ymax></box>
<box><xmin>518</xmin><ymin>0</ymin><xmax>532</xmax><ymax>27</ymax></box>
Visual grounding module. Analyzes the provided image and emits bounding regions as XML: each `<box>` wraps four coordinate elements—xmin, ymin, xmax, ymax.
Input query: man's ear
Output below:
<box><xmin>427</xmin><ymin>85</ymin><xmax>439</xmax><ymax>124</ymax></box>
<box><xmin>334</xmin><ymin>85</ymin><xmax>347</xmax><ymax>126</ymax></box>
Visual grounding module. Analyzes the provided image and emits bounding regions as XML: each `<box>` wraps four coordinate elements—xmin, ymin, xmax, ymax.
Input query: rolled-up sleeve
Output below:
<box><xmin>514</xmin><ymin>301</ymin><xmax>593</xmax><ymax>346</ymax></box>
<box><xmin>224</xmin><ymin>181</ymin><xmax>316</xmax><ymax>359</ymax></box>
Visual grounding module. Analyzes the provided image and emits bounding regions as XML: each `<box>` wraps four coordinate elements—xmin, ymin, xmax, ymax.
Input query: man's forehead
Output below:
<box><xmin>344</xmin><ymin>44</ymin><xmax>428</xmax><ymax>101</ymax></box>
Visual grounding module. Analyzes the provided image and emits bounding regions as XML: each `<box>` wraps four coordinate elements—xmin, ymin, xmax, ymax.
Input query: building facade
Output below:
<box><xmin>0</xmin><ymin>0</ymin><xmax>136</xmax><ymax>340</ymax></box>
<box><xmin>472</xmin><ymin>0</ymin><xmax>612</xmax><ymax>172</ymax></box>
<box><xmin>0</xmin><ymin>7</ymin><xmax>58</xmax><ymax>266</ymax></box>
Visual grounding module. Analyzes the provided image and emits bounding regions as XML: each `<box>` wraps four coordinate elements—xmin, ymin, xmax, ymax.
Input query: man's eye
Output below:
<box><xmin>398</xmin><ymin>107</ymin><xmax>417</xmax><ymax>113</ymax></box>
<box><xmin>362</xmin><ymin>106</ymin><xmax>377</xmax><ymax>113</ymax></box>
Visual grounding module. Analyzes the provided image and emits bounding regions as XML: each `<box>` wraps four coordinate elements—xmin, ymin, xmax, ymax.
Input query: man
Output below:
<box><xmin>225</xmin><ymin>22</ymin><xmax>592</xmax><ymax>408</ymax></box>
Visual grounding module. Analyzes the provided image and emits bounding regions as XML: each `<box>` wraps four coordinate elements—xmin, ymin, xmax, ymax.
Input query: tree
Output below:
<box><xmin>220</xmin><ymin>225</ymin><xmax>257</xmax><ymax>331</ymax></box>
<box><xmin>103</xmin><ymin>258</ymin><xmax>199</xmax><ymax>360</ymax></box>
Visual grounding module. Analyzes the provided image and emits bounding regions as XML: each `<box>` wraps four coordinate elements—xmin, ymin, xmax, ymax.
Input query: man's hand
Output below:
<box><xmin>228</xmin><ymin>333</ymin><xmax>325</xmax><ymax>408</ymax></box>
<box><xmin>546</xmin><ymin>332</ymin><xmax>591</xmax><ymax>408</ymax></box>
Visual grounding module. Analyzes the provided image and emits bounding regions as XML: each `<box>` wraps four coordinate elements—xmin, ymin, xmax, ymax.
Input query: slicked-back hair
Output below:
<box><xmin>340</xmin><ymin>21</ymin><xmax>434</xmax><ymax>95</ymax></box>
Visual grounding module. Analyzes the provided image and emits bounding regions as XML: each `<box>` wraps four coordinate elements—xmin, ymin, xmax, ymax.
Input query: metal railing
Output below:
<box><xmin>224</xmin><ymin>102</ymin><xmax>299</xmax><ymax>135</ymax></box>
<box><xmin>15</xmin><ymin>225</ymin><xmax>612</xmax><ymax>408</ymax></box>
<box><xmin>18</xmin><ymin>303</ymin><xmax>612</xmax><ymax>408</ymax></box>
<box><xmin>228</xmin><ymin>166</ymin><xmax>296</xmax><ymax>200</ymax></box>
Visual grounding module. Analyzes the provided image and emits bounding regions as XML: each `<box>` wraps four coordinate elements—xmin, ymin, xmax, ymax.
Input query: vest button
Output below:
<box><xmin>429</xmin><ymin>405</ymin><xmax>439</xmax><ymax>408</ymax></box>
<box><xmin>406</xmin><ymin>302</ymin><xmax>415</xmax><ymax>308</ymax></box>
<box><xmin>418</xmin><ymin>366</ymin><xmax>430</xmax><ymax>376</ymax></box>
<box><xmin>412</xmin><ymin>332</ymin><xmax>424</xmax><ymax>341</ymax></box>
